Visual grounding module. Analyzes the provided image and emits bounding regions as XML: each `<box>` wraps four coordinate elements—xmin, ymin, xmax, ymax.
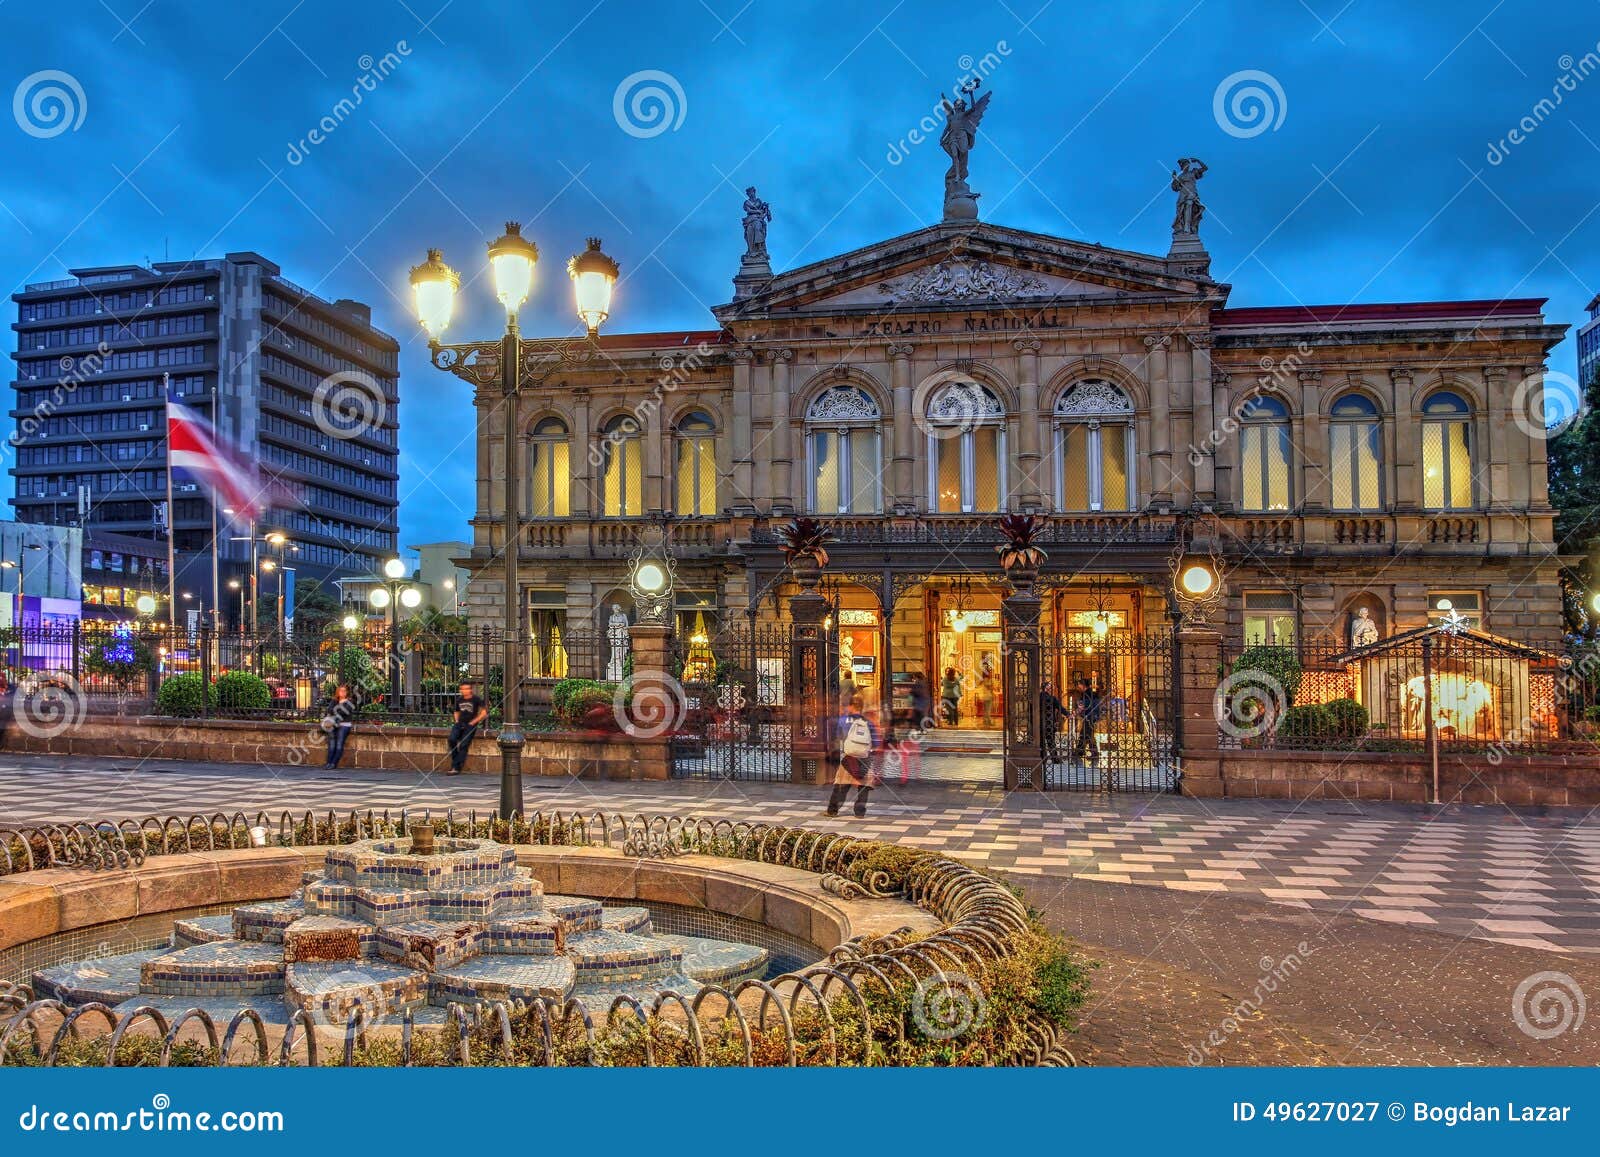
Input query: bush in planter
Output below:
<box><xmin>213</xmin><ymin>670</ymin><xmax>271</xmax><ymax>713</ymax></box>
<box><xmin>1276</xmin><ymin>702</ymin><xmax>1332</xmax><ymax>742</ymax></box>
<box><xmin>156</xmin><ymin>672</ymin><xmax>212</xmax><ymax>716</ymax></box>
<box><xmin>1229</xmin><ymin>644</ymin><xmax>1303</xmax><ymax>706</ymax></box>
<box><xmin>1321</xmin><ymin>696</ymin><xmax>1369</xmax><ymax>738</ymax></box>
<box><xmin>551</xmin><ymin>678</ymin><xmax>620</xmax><ymax>728</ymax></box>
<box><xmin>569</xmin><ymin>685</ymin><xmax>622</xmax><ymax>731</ymax></box>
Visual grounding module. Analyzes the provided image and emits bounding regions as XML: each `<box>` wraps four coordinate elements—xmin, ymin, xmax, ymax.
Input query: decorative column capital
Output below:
<box><xmin>570</xmin><ymin>386</ymin><xmax>591</xmax><ymax>401</ymax></box>
<box><xmin>1187</xmin><ymin>332</ymin><xmax>1215</xmax><ymax>351</ymax></box>
<box><xmin>887</xmin><ymin>342</ymin><xmax>915</xmax><ymax>359</ymax></box>
<box><xmin>773</xmin><ymin>347</ymin><xmax>795</xmax><ymax>363</ymax></box>
<box><xmin>1143</xmin><ymin>334</ymin><xmax>1173</xmax><ymax>352</ymax></box>
<box><xmin>730</xmin><ymin>347</ymin><xmax>756</xmax><ymax>365</ymax></box>
<box><xmin>1012</xmin><ymin>338</ymin><xmax>1042</xmax><ymax>355</ymax></box>
<box><xmin>1211</xmin><ymin>368</ymin><xmax>1231</xmax><ymax>389</ymax></box>
<box><xmin>1389</xmin><ymin>366</ymin><xmax>1413</xmax><ymax>386</ymax></box>
<box><xmin>1483</xmin><ymin>364</ymin><xmax>1509</xmax><ymax>383</ymax></box>
<box><xmin>1296</xmin><ymin>369</ymin><xmax>1322</xmax><ymax>386</ymax></box>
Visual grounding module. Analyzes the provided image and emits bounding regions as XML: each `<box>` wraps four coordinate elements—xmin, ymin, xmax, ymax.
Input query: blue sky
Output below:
<box><xmin>3</xmin><ymin>0</ymin><xmax>1597</xmax><ymax>552</ymax></box>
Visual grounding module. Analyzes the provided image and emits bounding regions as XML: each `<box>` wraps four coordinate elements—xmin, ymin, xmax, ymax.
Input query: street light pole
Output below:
<box><xmin>499</xmin><ymin>301</ymin><xmax>524</xmax><ymax>821</ymax></box>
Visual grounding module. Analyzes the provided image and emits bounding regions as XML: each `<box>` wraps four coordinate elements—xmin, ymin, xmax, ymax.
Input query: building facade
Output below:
<box><xmin>1578</xmin><ymin>292</ymin><xmax>1600</xmax><ymax>391</ymax></box>
<box><xmin>463</xmin><ymin>209</ymin><xmax>1567</xmax><ymax>720</ymax></box>
<box><xmin>9</xmin><ymin>253</ymin><xmax>400</xmax><ymax>621</ymax></box>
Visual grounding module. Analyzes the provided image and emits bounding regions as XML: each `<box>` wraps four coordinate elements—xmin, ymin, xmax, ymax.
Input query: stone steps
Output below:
<box><xmin>427</xmin><ymin>955</ymin><xmax>577</xmax><ymax>1006</ymax></box>
<box><xmin>172</xmin><ymin>914</ymin><xmax>235</xmax><ymax>947</ymax></box>
<box><xmin>141</xmin><ymin>941</ymin><xmax>286</xmax><ymax>998</ymax></box>
<box><xmin>565</xmin><ymin>930</ymin><xmax>683</xmax><ymax>984</ymax></box>
<box><xmin>35</xmin><ymin>949</ymin><xmax>167</xmax><ymax>1006</ymax></box>
<box><xmin>656</xmin><ymin>934</ymin><xmax>770</xmax><ymax>986</ymax></box>
<box><xmin>286</xmin><ymin>960</ymin><xmax>429</xmax><ymax>1025</ymax></box>
<box><xmin>233</xmin><ymin>897</ymin><xmax>305</xmax><ymax>944</ymax></box>
<box><xmin>601</xmin><ymin>906</ymin><xmax>652</xmax><ymax>935</ymax></box>
<box><xmin>283</xmin><ymin>915</ymin><xmax>378</xmax><ymax>963</ymax></box>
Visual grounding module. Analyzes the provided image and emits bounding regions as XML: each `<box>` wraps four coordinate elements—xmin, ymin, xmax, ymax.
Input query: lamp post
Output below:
<box><xmin>368</xmin><ymin>557</ymin><xmax>422</xmax><ymax>709</ymax></box>
<box><xmin>340</xmin><ymin>612</ymin><xmax>361</xmax><ymax>693</ymax></box>
<box><xmin>410</xmin><ymin>227</ymin><xmax>619</xmax><ymax>820</ymax></box>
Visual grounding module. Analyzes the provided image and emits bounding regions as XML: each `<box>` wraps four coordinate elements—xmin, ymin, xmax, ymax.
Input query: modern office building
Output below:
<box><xmin>9</xmin><ymin>252</ymin><xmax>400</xmax><ymax>625</ymax></box>
<box><xmin>1578</xmin><ymin>293</ymin><xmax>1600</xmax><ymax>390</ymax></box>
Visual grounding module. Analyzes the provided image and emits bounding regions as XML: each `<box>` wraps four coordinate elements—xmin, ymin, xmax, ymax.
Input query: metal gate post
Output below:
<box><xmin>1001</xmin><ymin>566</ymin><xmax>1043</xmax><ymax>791</ymax></box>
<box><xmin>788</xmin><ymin>562</ymin><xmax>831</xmax><ymax>785</ymax></box>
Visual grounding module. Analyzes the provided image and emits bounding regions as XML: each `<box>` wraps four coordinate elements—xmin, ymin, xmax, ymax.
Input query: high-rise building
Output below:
<box><xmin>1578</xmin><ymin>293</ymin><xmax>1600</xmax><ymax>390</ymax></box>
<box><xmin>9</xmin><ymin>252</ymin><xmax>399</xmax><ymax>622</ymax></box>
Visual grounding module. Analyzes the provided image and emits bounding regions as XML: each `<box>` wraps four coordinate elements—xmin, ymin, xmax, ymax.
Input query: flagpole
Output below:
<box><xmin>163</xmin><ymin>372</ymin><xmax>176</xmax><ymax>631</ymax></box>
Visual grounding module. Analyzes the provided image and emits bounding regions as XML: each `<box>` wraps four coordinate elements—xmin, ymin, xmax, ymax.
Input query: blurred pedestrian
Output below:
<box><xmin>446</xmin><ymin>681</ymin><xmax>487</xmax><ymax>776</ymax></box>
<box><xmin>826</xmin><ymin>693</ymin><xmax>880</xmax><ymax>818</ymax></box>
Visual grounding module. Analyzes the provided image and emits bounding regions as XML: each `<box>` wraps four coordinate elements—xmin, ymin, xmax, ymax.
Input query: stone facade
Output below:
<box><xmin>462</xmin><ymin>215</ymin><xmax>1568</xmax><ymax>694</ymax></box>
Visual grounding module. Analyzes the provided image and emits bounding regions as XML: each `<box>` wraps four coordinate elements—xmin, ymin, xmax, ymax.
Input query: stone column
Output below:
<box><xmin>1525</xmin><ymin>364</ymin><xmax>1553</xmax><ymax>511</ymax></box>
<box><xmin>1298</xmin><ymin>370</ymin><xmax>1325</xmax><ymax>511</ymax></box>
<box><xmin>1001</xmin><ymin>567</ymin><xmax>1043</xmax><ymax>792</ymax></box>
<box><xmin>570</xmin><ymin>388</ymin><xmax>592</xmax><ymax>517</ymax></box>
<box><xmin>788</xmin><ymin>562</ymin><xmax>832</xmax><ymax>785</ymax></box>
<box><xmin>1190</xmin><ymin>334</ymin><xmax>1216</xmax><ymax>503</ymax></box>
<box><xmin>771</xmin><ymin>349</ymin><xmax>795</xmax><ymax>515</ymax></box>
<box><xmin>624</xmin><ymin>623</ymin><xmax>672</xmax><ymax>780</ymax></box>
<box><xmin>1014</xmin><ymin>338</ymin><xmax>1043</xmax><ymax>510</ymax></box>
<box><xmin>1175</xmin><ymin>623</ymin><xmax>1224</xmax><ymax>797</ymax></box>
<box><xmin>730</xmin><ymin>348</ymin><xmax>756</xmax><ymax>515</ymax></box>
<box><xmin>889</xmin><ymin>343</ymin><xmax>916</xmax><ymax>513</ymax></box>
<box><xmin>1390</xmin><ymin>367</ymin><xmax>1417</xmax><ymax>512</ymax></box>
<box><xmin>1212</xmin><ymin>369</ymin><xmax>1236</xmax><ymax>510</ymax></box>
<box><xmin>1483</xmin><ymin>364</ymin><xmax>1509</xmax><ymax>510</ymax></box>
<box><xmin>642</xmin><ymin>393</ymin><xmax>664</xmax><ymax>515</ymax></box>
<box><xmin>1145</xmin><ymin>335</ymin><xmax>1173</xmax><ymax>505</ymax></box>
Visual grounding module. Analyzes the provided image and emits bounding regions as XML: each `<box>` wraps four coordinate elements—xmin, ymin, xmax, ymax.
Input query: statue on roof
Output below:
<box><xmin>1171</xmin><ymin>157</ymin><xmax>1208</xmax><ymax>239</ymax></box>
<box><xmin>741</xmin><ymin>186</ymin><xmax>771</xmax><ymax>263</ymax></box>
<box><xmin>939</xmin><ymin>79</ymin><xmax>991</xmax><ymax>222</ymax></box>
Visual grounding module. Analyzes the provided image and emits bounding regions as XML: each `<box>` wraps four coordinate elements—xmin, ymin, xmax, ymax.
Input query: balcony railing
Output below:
<box><xmin>749</xmin><ymin>512</ymin><xmax>1179</xmax><ymax>547</ymax></box>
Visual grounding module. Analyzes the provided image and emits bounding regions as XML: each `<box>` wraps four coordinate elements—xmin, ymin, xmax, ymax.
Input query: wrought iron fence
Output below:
<box><xmin>0</xmin><ymin>622</ymin><xmax>506</xmax><ymax>728</ymax></box>
<box><xmin>1216</xmin><ymin>630</ymin><xmax>1590</xmax><ymax>755</ymax></box>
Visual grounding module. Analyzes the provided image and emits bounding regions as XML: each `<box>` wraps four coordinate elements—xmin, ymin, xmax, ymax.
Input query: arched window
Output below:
<box><xmin>598</xmin><ymin>414</ymin><xmax>642</xmax><ymax>517</ymax></box>
<box><xmin>526</xmin><ymin>417</ymin><xmax>569</xmax><ymax>518</ymax></box>
<box><xmin>1053</xmin><ymin>381</ymin><xmax>1134</xmax><ymax>512</ymax></box>
<box><xmin>1328</xmin><ymin>393</ymin><xmax>1382</xmax><ymax>511</ymax></box>
<box><xmin>1239</xmin><ymin>394</ymin><xmax>1292</xmax><ymax>512</ymax></box>
<box><xmin>1422</xmin><ymin>390</ymin><xmax>1474</xmax><ymax>510</ymax></box>
<box><xmin>925</xmin><ymin>381</ymin><xmax>1006</xmax><ymax>513</ymax></box>
<box><xmin>805</xmin><ymin>386</ymin><xmax>882</xmax><ymax>514</ymax></box>
<box><xmin>674</xmin><ymin>411</ymin><xmax>717</xmax><ymax>517</ymax></box>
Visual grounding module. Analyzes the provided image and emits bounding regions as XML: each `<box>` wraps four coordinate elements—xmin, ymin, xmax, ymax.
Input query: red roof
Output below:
<box><xmin>592</xmin><ymin>329</ymin><xmax>728</xmax><ymax>350</ymax></box>
<box><xmin>1211</xmin><ymin>299</ymin><xmax>1547</xmax><ymax>327</ymax></box>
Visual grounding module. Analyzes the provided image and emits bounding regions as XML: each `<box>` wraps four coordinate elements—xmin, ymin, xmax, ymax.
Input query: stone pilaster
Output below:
<box><xmin>889</xmin><ymin>343</ymin><xmax>916</xmax><ymax>514</ymax></box>
<box><xmin>1175</xmin><ymin>624</ymin><xmax>1224</xmax><ymax>797</ymax></box>
<box><xmin>1144</xmin><ymin>335</ymin><xmax>1173</xmax><ymax>506</ymax></box>
<box><xmin>570</xmin><ymin>387</ymin><xmax>592</xmax><ymax>517</ymax></box>
<box><xmin>771</xmin><ymin>349</ymin><xmax>795</xmax><ymax>514</ymax></box>
<box><xmin>1212</xmin><ymin>368</ymin><xmax>1235</xmax><ymax>511</ymax></box>
<box><xmin>729</xmin><ymin>348</ymin><xmax>756</xmax><ymax>515</ymax></box>
<box><xmin>1390</xmin><ymin>368</ymin><xmax>1417</xmax><ymax>512</ymax></box>
<box><xmin>1189</xmin><ymin>334</ymin><xmax>1216</xmax><ymax>504</ymax></box>
<box><xmin>1298</xmin><ymin>369</ymin><xmax>1325</xmax><ymax>512</ymax></box>
<box><xmin>1014</xmin><ymin>338</ymin><xmax>1043</xmax><ymax>510</ymax></box>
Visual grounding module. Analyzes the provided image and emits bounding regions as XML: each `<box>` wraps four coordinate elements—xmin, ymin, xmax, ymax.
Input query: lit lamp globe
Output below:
<box><xmin>135</xmin><ymin>595</ymin><xmax>157</xmax><ymax>616</ymax></box>
<box><xmin>383</xmin><ymin>557</ymin><xmax>407</xmax><ymax>580</ymax></box>
<box><xmin>951</xmin><ymin>612</ymin><xmax>968</xmax><ymax>635</ymax></box>
<box><xmin>342</xmin><ymin>614</ymin><xmax>360</xmax><ymax>632</ymax></box>
<box><xmin>409</xmin><ymin>248</ymin><xmax>459</xmax><ymax>339</ymax></box>
<box><xmin>399</xmin><ymin>587</ymin><xmax>423</xmax><ymax>610</ymax></box>
<box><xmin>568</xmin><ymin>237</ymin><xmax>619</xmax><ymax>336</ymax></box>
<box><xmin>488</xmin><ymin>222</ymin><xmax>538</xmax><ymax>314</ymax></box>
<box><xmin>633</xmin><ymin>561</ymin><xmax>668</xmax><ymax>594</ymax></box>
<box><xmin>1092</xmin><ymin>613</ymin><xmax>1110</xmax><ymax>638</ymax></box>
<box><xmin>1179</xmin><ymin>563</ymin><xmax>1217</xmax><ymax>599</ymax></box>
<box><xmin>1591</xmin><ymin>592</ymin><xmax>1600</xmax><ymax>615</ymax></box>
<box><xmin>368</xmin><ymin>587</ymin><xmax>391</xmax><ymax>610</ymax></box>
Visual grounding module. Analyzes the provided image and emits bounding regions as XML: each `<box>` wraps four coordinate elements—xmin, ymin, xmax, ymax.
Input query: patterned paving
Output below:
<box><xmin>2</xmin><ymin>754</ymin><xmax>1598</xmax><ymax>957</ymax></box>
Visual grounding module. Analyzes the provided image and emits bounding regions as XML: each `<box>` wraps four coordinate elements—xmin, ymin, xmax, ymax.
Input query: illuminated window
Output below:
<box><xmin>1422</xmin><ymin>390</ymin><xmax>1474</xmax><ymax>510</ymax></box>
<box><xmin>1053</xmin><ymin>380</ymin><xmax>1134</xmax><ymax>512</ymax></box>
<box><xmin>526</xmin><ymin>417</ymin><xmax>570</xmax><ymax>518</ymax></box>
<box><xmin>805</xmin><ymin>386</ymin><xmax>882</xmax><ymax>514</ymax></box>
<box><xmin>925</xmin><ymin>381</ymin><xmax>1006</xmax><ymax>513</ymax></box>
<box><xmin>1239</xmin><ymin>395</ymin><xmax>1292</xmax><ymax>512</ymax></box>
<box><xmin>598</xmin><ymin>415</ymin><xmax>643</xmax><ymax>517</ymax></box>
<box><xmin>673</xmin><ymin>412</ymin><xmax>718</xmax><ymax>517</ymax></box>
<box><xmin>1329</xmin><ymin>393</ymin><xmax>1382</xmax><ymax>511</ymax></box>
<box><xmin>1243</xmin><ymin>590</ymin><xmax>1297</xmax><ymax>646</ymax></box>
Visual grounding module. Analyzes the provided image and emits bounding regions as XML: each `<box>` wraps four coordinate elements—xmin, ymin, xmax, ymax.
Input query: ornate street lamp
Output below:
<box><xmin>411</xmin><ymin>227</ymin><xmax>619</xmax><ymax>820</ymax></box>
<box><xmin>369</xmin><ymin>558</ymin><xmax>422</xmax><ymax>707</ymax></box>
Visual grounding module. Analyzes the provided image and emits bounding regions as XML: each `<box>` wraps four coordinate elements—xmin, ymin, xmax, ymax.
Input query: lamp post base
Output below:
<box><xmin>497</xmin><ymin>723</ymin><xmax>525</xmax><ymax>820</ymax></box>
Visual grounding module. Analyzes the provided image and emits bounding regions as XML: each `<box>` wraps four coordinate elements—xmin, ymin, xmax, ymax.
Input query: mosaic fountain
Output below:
<box><xmin>32</xmin><ymin>826</ymin><xmax>771</xmax><ymax>1024</ymax></box>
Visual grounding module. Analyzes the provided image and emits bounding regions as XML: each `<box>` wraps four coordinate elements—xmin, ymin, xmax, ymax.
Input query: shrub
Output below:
<box><xmin>156</xmin><ymin>672</ymin><xmax>211</xmax><ymax>716</ymax></box>
<box><xmin>551</xmin><ymin>678</ymin><xmax>619</xmax><ymax>727</ymax></box>
<box><xmin>1585</xmin><ymin>704</ymin><xmax>1600</xmax><ymax>725</ymax></box>
<box><xmin>1230</xmin><ymin>644</ymin><xmax>1303</xmax><ymax>706</ymax></box>
<box><xmin>213</xmin><ymin>671</ymin><xmax>271</xmax><ymax>712</ymax></box>
<box><xmin>323</xmin><ymin>646</ymin><xmax>379</xmax><ymax>698</ymax></box>
<box><xmin>1321</xmin><ymin>696</ymin><xmax>1369</xmax><ymax>738</ymax></box>
<box><xmin>1277</xmin><ymin>702</ymin><xmax>1332</xmax><ymax>741</ymax></box>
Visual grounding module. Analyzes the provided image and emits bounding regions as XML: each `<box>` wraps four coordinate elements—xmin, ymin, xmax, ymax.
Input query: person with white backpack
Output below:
<box><xmin>825</xmin><ymin>693</ymin><xmax>880</xmax><ymax>818</ymax></box>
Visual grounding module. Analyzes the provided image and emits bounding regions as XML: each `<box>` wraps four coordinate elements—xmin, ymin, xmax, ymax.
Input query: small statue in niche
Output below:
<box><xmin>1350</xmin><ymin>605</ymin><xmax>1379</xmax><ymax>649</ymax></box>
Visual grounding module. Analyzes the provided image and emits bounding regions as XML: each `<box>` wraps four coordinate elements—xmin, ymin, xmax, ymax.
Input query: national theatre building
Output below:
<box><xmin>459</xmin><ymin>103</ymin><xmax>1566</xmax><ymax>733</ymax></box>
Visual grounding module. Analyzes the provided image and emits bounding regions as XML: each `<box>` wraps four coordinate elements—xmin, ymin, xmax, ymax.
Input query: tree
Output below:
<box><xmin>1547</xmin><ymin>371</ymin><xmax>1600</xmax><ymax>632</ymax></box>
<box><xmin>291</xmin><ymin>577</ymin><xmax>342</xmax><ymax>638</ymax></box>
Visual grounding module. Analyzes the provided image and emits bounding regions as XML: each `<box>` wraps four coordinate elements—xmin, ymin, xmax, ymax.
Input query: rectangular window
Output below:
<box><xmin>1101</xmin><ymin>427</ymin><xmax>1129</xmax><ymax>512</ymax></box>
<box><xmin>1243</xmin><ymin>591</ymin><xmax>1297</xmax><ymax>646</ymax></box>
<box><xmin>848</xmin><ymin>431</ymin><xmax>878</xmax><ymax>513</ymax></box>
<box><xmin>1428</xmin><ymin>591</ymin><xmax>1482</xmax><ymax>630</ymax></box>
<box><xmin>935</xmin><ymin>437</ymin><xmax>962</xmax><ymax>513</ymax></box>
<box><xmin>529</xmin><ymin>441</ymin><xmax>569</xmax><ymax>517</ymax></box>
<box><xmin>973</xmin><ymin>427</ymin><xmax>1001</xmax><ymax>512</ymax></box>
<box><xmin>675</xmin><ymin>437</ymin><xmax>716</xmax><ymax>517</ymax></box>
<box><xmin>1058</xmin><ymin>425</ymin><xmax>1088</xmax><ymax>511</ymax></box>
<box><xmin>812</xmin><ymin>432</ymin><xmax>838</xmax><ymax>513</ymax></box>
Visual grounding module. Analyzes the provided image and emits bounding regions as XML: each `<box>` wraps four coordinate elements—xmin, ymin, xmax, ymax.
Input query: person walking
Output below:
<box><xmin>1039</xmin><ymin>678</ymin><xmax>1065</xmax><ymax>764</ymax></box>
<box><xmin>446</xmin><ymin>681</ymin><xmax>488</xmax><ymax>776</ymax></box>
<box><xmin>940</xmin><ymin>667</ymin><xmax>962</xmax><ymax>727</ymax></box>
<box><xmin>826</xmin><ymin>693</ymin><xmax>880</xmax><ymax>818</ymax></box>
<box><xmin>1071</xmin><ymin>676</ymin><xmax>1103</xmax><ymax>766</ymax></box>
<box><xmin>972</xmin><ymin>658</ymin><xmax>995</xmax><ymax>727</ymax></box>
<box><xmin>323</xmin><ymin>683</ymin><xmax>358</xmax><ymax>769</ymax></box>
<box><xmin>895</xmin><ymin>671</ymin><xmax>931</xmax><ymax>784</ymax></box>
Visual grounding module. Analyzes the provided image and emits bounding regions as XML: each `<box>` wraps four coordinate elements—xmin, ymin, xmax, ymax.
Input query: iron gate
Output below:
<box><xmin>669</xmin><ymin>625</ymin><xmax>795</xmax><ymax>781</ymax></box>
<box><xmin>1041</xmin><ymin>627</ymin><xmax>1178</xmax><ymax>791</ymax></box>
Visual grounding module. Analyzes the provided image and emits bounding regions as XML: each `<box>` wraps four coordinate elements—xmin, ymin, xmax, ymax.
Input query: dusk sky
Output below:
<box><xmin>4</xmin><ymin>0</ymin><xmax>1597</xmax><ymax>552</ymax></box>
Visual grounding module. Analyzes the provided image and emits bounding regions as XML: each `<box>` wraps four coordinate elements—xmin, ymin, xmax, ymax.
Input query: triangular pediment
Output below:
<box><xmin>715</xmin><ymin>221</ymin><xmax>1227</xmax><ymax>320</ymax></box>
